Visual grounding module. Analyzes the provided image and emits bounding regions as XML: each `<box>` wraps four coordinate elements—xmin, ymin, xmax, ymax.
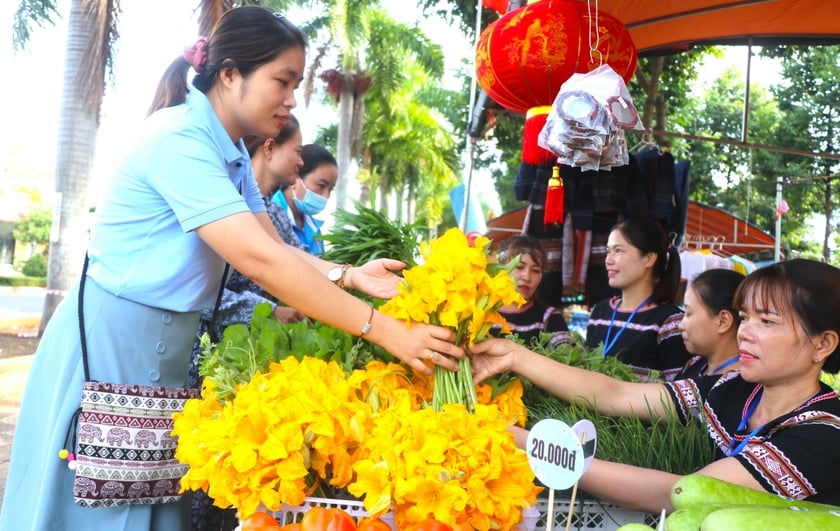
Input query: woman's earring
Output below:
<box><xmin>813</xmin><ymin>357</ymin><xmax>822</xmax><ymax>364</ymax></box>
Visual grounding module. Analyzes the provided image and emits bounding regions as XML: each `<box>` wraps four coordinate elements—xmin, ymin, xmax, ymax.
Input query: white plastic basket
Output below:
<box><xmin>271</xmin><ymin>497</ymin><xmax>395</xmax><ymax>528</ymax></box>
<box><xmin>533</xmin><ymin>498</ymin><xmax>657</xmax><ymax>531</ymax></box>
<box><xmin>270</xmin><ymin>497</ymin><xmax>541</xmax><ymax>530</ymax></box>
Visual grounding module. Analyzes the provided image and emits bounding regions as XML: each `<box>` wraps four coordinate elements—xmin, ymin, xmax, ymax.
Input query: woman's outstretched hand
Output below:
<box><xmin>345</xmin><ymin>259</ymin><xmax>406</xmax><ymax>299</ymax></box>
<box><xmin>384</xmin><ymin>320</ymin><xmax>463</xmax><ymax>376</ymax></box>
<box><xmin>468</xmin><ymin>337</ymin><xmax>522</xmax><ymax>383</ymax></box>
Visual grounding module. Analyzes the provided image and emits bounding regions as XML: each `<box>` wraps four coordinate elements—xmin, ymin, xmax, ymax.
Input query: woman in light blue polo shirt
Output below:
<box><xmin>0</xmin><ymin>7</ymin><xmax>462</xmax><ymax>531</ymax></box>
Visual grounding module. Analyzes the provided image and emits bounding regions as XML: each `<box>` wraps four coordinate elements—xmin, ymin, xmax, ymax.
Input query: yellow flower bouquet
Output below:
<box><xmin>173</xmin><ymin>228</ymin><xmax>540</xmax><ymax>528</ymax></box>
<box><xmin>379</xmin><ymin>228</ymin><xmax>525</xmax><ymax>411</ymax></box>
<box><xmin>173</xmin><ymin>358</ymin><xmax>539</xmax><ymax>528</ymax></box>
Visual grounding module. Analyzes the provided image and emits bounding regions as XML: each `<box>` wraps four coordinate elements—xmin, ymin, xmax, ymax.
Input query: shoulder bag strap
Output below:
<box><xmin>77</xmin><ymin>253</ymin><xmax>229</xmax><ymax>381</ymax></box>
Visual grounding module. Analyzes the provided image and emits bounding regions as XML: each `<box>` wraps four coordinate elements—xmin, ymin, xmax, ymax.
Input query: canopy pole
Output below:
<box><xmin>774</xmin><ymin>178</ymin><xmax>783</xmax><ymax>262</ymax></box>
<box><xmin>741</xmin><ymin>39</ymin><xmax>752</xmax><ymax>143</ymax></box>
<box><xmin>460</xmin><ymin>0</ymin><xmax>485</xmax><ymax>232</ymax></box>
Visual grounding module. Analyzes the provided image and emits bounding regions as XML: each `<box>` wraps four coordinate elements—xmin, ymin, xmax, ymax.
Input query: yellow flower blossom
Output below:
<box><xmin>173</xmin><ymin>229</ymin><xmax>539</xmax><ymax>528</ymax></box>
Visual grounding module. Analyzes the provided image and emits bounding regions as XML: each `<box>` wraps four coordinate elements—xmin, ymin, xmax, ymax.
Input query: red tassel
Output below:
<box><xmin>544</xmin><ymin>165</ymin><xmax>564</xmax><ymax>227</ymax></box>
<box><xmin>522</xmin><ymin>106</ymin><xmax>555</xmax><ymax>165</ymax></box>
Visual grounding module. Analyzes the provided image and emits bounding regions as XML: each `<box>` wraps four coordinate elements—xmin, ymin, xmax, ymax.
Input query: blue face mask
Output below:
<box><xmin>293</xmin><ymin>180</ymin><xmax>328</xmax><ymax>216</ymax></box>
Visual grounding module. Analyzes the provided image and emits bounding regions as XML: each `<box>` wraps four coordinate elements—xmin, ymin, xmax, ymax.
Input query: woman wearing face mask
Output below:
<box><xmin>272</xmin><ymin>143</ymin><xmax>337</xmax><ymax>255</ymax></box>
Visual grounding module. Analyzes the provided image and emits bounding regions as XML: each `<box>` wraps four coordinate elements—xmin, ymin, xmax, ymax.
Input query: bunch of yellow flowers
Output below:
<box><xmin>349</xmin><ymin>400</ymin><xmax>539</xmax><ymax>529</ymax></box>
<box><xmin>173</xmin><ymin>357</ymin><xmax>537</xmax><ymax>527</ymax></box>
<box><xmin>174</xmin><ymin>356</ymin><xmax>376</xmax><ymax>516</ymax></box>
<box><xmin>380</xmin><ymin>228</ymin><xmax>525</xmax><ymax>411</ymax></box>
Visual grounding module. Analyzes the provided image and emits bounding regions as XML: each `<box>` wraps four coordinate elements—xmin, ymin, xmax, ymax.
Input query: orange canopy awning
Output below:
<box><xmin>485</xmin><ymin>200</ymin><xmax>776</xmax><ymax>258</ymax></box>
<box><xmin>580</xmin><ymin>0</ymin><xmax>840</xmax><ymax>54</ymax></box>
<box><xmin>683</xmin><ymin>200</ymin><xmax>775</xmax><ymax>258</ymax></box>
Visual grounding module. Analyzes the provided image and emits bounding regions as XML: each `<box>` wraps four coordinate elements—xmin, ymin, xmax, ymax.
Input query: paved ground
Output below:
<box><xmin>0</xmin><ymin>286</ymin><xmax>41</xmax><ymax>510</ymax></box>
<box><xmin>0</xmin><ymin>352</ymin><xmax>32</xmax><ymax>509</ymax></box>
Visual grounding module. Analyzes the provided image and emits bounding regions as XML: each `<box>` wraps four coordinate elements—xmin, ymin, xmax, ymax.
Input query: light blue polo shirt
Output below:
<box><xmin>87</xmin><ymin>89</ymin><xmax>265</xmax><ymax>312</ymax></box>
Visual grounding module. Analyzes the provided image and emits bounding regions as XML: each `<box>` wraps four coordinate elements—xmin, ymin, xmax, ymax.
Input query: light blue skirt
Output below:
<box><xmin>0</xmin><ymin>277</ymin><xmax>201</xmax><ymax>531</ymax></box>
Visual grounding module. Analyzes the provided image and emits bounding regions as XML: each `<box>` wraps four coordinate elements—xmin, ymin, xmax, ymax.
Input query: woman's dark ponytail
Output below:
<box><xmin>146</xmin><ymin>6</ymin><xmax>306</xmax><ymax>117</ymax></box>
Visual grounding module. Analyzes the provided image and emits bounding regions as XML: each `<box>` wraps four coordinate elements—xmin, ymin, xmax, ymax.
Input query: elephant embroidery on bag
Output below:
<box><xmin>127</xmin><ymin>481</ymin><xmax>151</xmax><ymax>498</ymax></box>
<box><xmin>106</xmin><ymin>427</ymin><xmax>132</xmax><ymax>446</ymax></box>
<box><xmin>73</xmin><ymin>477</ymin><xmax>98</xmax><ymax>497</ymax></box>
<box><xmin>152</xmin><ymin>479</ymin><xmax>174</xmax><ymax>497</ymax></box>
<box><xmin>100</xmin><ymin>480</ymin><xmax>125</xmax><ymax>498</ymax></box>
<box><xmin>134</xmin><ymin>429</ymin><xmax>158</xmax><ymax>448</ymax></box>
<box><xmin>78</xmin><ymin>424</ymin><xmax>104</xmax><ymax>443</ymax></box>
<box><xmin>159</xmin><ymin>430</ymin><xmax>178</xmax><ymax>449</ymax></box>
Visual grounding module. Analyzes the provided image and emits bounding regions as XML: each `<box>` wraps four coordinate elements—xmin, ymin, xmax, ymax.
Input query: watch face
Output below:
<box><xmin>328</xmin><ymin>266</ymin><xmax>342</xmax><ymax>282</ymax></box>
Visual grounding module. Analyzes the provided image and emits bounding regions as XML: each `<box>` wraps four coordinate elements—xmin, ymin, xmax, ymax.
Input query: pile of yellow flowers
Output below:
<box><xmin>379</xmin><ymin>228</ymin><xmax>525</xmax><ymax>411</ymax></box>
<box><xmin>173</xmin><ymin>357</ymin><xmax>540</xmax><ymax>528</ymax></box>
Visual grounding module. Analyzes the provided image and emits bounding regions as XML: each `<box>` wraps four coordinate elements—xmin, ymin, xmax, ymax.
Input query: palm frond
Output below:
<box><xmin>12</xmin><ymin>0</ymin><xmax>61</xmax><ymax>51</ymax></box>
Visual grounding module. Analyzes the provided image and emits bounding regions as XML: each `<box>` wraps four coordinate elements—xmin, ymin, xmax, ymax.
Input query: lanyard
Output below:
<box><xmin>726</xmin><ymin>387</ymin><xmax>764</xmax><ymax>457</ymax></box>
<box><xmin>726</xmin><ymin>386</ymin><xmax>828</xmax><ymax>457</ymax></box>
<box><xmin>603</xmin><ymin>296</ymin><xmax>651</xmax><ymax>355</ymax></box>
<box><xmin>707</xmin><ymin>355</ymin><xmax>740</xmax><ymax>376</ymax></box>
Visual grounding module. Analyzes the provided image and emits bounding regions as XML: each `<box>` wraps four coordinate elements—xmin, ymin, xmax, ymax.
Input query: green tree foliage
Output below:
<box><xmin>12</xmin><ymin>208</ymin><xmax>52</xmax><ymax>252</ymax></box>
<box><xmin>22</xmin><ymin>254</ymin><xmax>48</xmax><ymax>277</ymax></box>
<box><xmin>763</xmin><ymin>45</ymin><xmax>840</xmax><ymax>262</ymax></box>
<box><xmin>629</xmin><ymin>48</ymin><xmax>714</xmax><ymax>146</ymax></box>
<box><xmin>11</xmin><ymin>0</ymin><xmax>59</xmax><ymax>50</ymax></box>
<box><xmin>671</xmin><ymin>45</ymin><xmax>840</xmax><ymax>261</ymax></box>
<box><xmin>355</xmin><ymin>11</ymin><xmax>461</xmax><ymax>226</ymax></box>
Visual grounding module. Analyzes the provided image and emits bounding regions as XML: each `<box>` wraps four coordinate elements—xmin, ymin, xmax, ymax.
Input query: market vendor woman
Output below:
<box><xmin>471</xmin><ymin>259</ymin><xmax>840</xmax><ymax>512</ymax></box>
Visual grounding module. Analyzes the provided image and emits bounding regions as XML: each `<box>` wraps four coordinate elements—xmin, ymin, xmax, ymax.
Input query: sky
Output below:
<box><xmin>1</xmin><ymin>1</ymin><xmax>782</xmax><ymax>223</ymax></box>
<box><xmin>1</xmin><ymin>0</ymin><xmax>485</xmax><ymax>220</ymax></box>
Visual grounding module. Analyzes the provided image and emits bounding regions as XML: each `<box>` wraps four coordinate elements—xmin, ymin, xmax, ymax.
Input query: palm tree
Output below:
<box><xmin>362</xmin><ymin>61</ymin><xmax>461</xmax><ymax>227</ymax></box>
<box><xmin>14</xmin><ymin>0</ymin><xmax>118</xmax><ymax>334</ymax></box>
<box><xmin>307</xmin><ymin>2</ymin><xmax>449</xmax><ymax>211</ymax></box>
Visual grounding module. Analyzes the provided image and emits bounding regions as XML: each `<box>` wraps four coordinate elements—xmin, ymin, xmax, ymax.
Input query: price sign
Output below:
<box><xmin>572</xmin><ymin>419</ymin><xmax>597</xmax><ymax>474</ymax></box>
<box><xmin>526</xmin><ymin>418</ymin><xmax>584</xmax><ymax>490</ymax></box>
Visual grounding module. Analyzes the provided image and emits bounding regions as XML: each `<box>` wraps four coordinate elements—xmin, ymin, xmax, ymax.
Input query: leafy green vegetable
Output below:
<box><xmin>320</xmin><ymin>201</ymin><xmax>430</xmax><ymax>267</ymax></box>
<box><xmin>197</xmin><ymin>303</ymin><xmax>395</xmax><ymax>402</ymax></box>
<box><xmin>520</xmin><ymin>334</ymin><xmax>715</xmax><ymax>481</ymax></box>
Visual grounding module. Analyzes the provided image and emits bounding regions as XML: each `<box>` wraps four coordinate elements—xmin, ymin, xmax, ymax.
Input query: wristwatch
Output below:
<box><xmin>327</xmin><ymin>264</ymin><xmax>351</xmax><ymax>289</ymax></box>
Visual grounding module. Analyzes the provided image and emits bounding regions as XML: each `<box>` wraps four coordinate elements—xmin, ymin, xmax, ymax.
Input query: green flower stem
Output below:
<box><xmin>432</xmin><ymin>344</ymin><xmax>478</xmax><ymax>414</ymax></box>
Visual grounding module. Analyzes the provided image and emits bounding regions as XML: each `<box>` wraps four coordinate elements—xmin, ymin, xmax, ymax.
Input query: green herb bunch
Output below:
<box><xmin>320</xmin><ymin>202</ymin><xmax>429</xmax><ymax>268</ymax></box>
<box><xmin>520</xmin><ymin>334</ymin><xmax>715</xmax><ymax>480</ymax></box>
<box><xmin>197</xmin><ymin>303</ymin><xmax>394</xmax><ymax>402</ymax></box>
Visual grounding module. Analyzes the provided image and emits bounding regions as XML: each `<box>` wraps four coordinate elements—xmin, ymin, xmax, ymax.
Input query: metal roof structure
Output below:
<box><xmin>485</xmin><ymin>200</ymin><xmax>776</xmax><ymax>258</ymax></box>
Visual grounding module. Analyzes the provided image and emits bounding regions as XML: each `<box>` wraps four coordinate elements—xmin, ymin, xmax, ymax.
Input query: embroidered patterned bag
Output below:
<box><xmin>61</xmin><ymin>254</ymin><xmax>224</xmax><ymax>507</ymax></box>
<box><xmin>69</xmin><ymin>382</ymin><xmax>198</xmax><ymax>507</ymax></box>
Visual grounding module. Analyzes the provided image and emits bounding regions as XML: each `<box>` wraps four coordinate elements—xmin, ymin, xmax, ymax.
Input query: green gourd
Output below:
<box><xmin>671</xmin><ymin>474</ymin><xmax>838</xmax><ymax>512</ymax></box>
<box><xmin>616</xmin><ymin>524</ymin><xmax>656</xmax><ymax>531</ymax></box>
<box><xmin>664</xmin><ymin>505</ymin><xmax>728</xmax><ymax>530</ymax></box>
<box><xmin>699</xmin><ymin>506</ymin><xmax>840</xmax><ymax>530</ymax></box>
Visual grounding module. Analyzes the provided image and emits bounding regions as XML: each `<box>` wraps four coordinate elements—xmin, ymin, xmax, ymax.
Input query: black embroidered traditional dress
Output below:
<box><xmin>666</xmin><ymin>372</ymin><xmax>840</xmax><ymax>505</ymax></box>
<box><xmin>586</xmin><ymin>295</ymin><xmax>692</xmax><ymax>381</ymax></box>
<box><xmin>495</xmin><ymin>300</ymin><xmax>575</xmax><ymax>347</ymax></box>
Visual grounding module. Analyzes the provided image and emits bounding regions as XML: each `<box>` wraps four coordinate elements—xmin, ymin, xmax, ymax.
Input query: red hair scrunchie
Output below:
<box><xmin>183</xmin><ymin>37</ymin><xmax>209</xmax><ymax>73</ymax></box>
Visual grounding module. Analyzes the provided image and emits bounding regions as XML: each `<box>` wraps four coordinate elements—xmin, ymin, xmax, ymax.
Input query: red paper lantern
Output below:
<box><xmin>483</xmin><ymin>0</ymin><xmax>510</xmax><ymax>15</ymax></box>
<box><xmin>475</xmin><ymin>0</ymin><xmax>637</xmax><ymax>114</ymax></box>
<box><xmin>475</xmin><ymin>0</ymin><xmax>637</xmax><ymax>224</ymax></box>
